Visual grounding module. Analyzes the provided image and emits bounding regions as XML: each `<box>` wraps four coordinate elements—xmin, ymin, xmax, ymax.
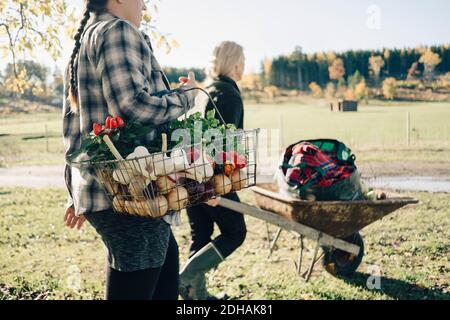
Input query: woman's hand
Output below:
<box><xmin>205</xmin><ymin>197</ymin><xmax>221</xmax><ymax>207</ymax></box>
<box><xmin>64</xmin><ymin>206</ymin><xmax>86</xmax><ymax>230</ymax></box>
<box><xmin>179</xmin><ymin>72</ymin><xmax>198</xmax><ymax>97</ymax></box>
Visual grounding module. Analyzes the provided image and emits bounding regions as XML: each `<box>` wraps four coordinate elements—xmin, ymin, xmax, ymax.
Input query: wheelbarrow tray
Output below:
<box><xmin>251</xmin><ymin>183</ymin><xmax>418</xmax><ymax>238</ymax></box>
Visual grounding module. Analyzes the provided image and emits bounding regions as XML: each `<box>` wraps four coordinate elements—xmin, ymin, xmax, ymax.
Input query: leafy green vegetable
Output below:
<box><xmin>168</xmin><ymin>110</ymin><xmax>237</xmax><ymax>150</ymax></box>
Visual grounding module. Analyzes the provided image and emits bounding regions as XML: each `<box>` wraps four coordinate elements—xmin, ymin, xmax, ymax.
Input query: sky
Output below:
<box><xmin>5</xmin><ymin>0</ymin><xmax>450</xmax><ymax>74</ymax></box>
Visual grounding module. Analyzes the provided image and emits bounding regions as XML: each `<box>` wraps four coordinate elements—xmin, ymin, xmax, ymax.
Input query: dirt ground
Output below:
<box><xmin>358</xmin><ymin>161</ymin><xmax>450</xmax><ymax>177</ymax></box>
<box><xmin>0</xmin><ymin>161</ymin><xmax>448</xmax><ymax>189</ymax></box>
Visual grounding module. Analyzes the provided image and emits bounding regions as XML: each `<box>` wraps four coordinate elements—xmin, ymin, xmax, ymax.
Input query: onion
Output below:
<box><xmin>213</xmin><ymin>174</ymin><xmax>232</xmax><ymax>195</ymax></box>
<box><xmin>185</xmin><ymin>152</ymin><xmax>214</xmax><ymax>183</ymax></box>
<box><xmin>112</xmin><ymin>166</ymin><xmax>136</xmax><ymax>185</ymax></box>
<box><xmin>128</xmin><ymin>175</ymin><xmax>148</xmax><ymax>199</ymax></box>
<box><xmin>167</xmin><ymin>187</ymin><xmax>189</xmax><ymax>211</ymax></box>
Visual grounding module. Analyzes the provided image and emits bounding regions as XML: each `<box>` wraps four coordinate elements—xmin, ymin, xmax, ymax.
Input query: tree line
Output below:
<box><xmin>265</xmin><ymin>45</ymin><xmax>450</xmax><ymax>90</ymax></box>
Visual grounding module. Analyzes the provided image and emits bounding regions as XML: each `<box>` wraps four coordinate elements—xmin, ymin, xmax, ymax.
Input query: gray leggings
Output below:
<box><xmin>105</xmin><ymin>231</ymin><xmax>179</xmax><ymax>300</ymax></box>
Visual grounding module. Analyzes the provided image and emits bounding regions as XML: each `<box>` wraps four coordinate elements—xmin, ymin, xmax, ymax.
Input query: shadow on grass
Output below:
<box><xmin>341</xmin><ymin>272</ymin><xmax>450</xmax><ymax>300</ymax></box>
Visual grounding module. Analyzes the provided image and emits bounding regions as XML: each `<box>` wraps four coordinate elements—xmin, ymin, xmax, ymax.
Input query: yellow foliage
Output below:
<box><xmin>241</xmin><ymin>74</ymin><xmax>262</xmax><ymax>91</ymax></box>
<box><xmin>354</xmin><ymin>80</ymin><xmax>369</xmax><ymax>101</ymax></box>
<box><xmin>369</xmin><ymin>56</ymin><xmax>385</xmax><ymax>78</ymax></box>
<box><xmin>308</xmin><ymin>82</ymin><xmax>323</xmax><ymax>98</ymax></box>
<box><xmin>4</xmin><ymin>68</ymin><xmax>32</xmax><ymax>94</ymax></box>
<box><xmin>382</xmin><ymin>78</ymin><xmax>397</xmax><ymax>100</ymax></box>
<box><xmin>344</xmin><ymin>88</ymin><xmax>355</xmax><ymax>101</ymax></box>
<box><xmin>328</xmin><ymin>58</ymin><xmax>345</xmax><ymax>81</ymax></box>
<box><xmin>325</xmin><ymin>82</ymin><xmax>336</xmax><ymax>99</ymax></box>
<box><xmin>264</xmin><ymin>86</ymin><xmax>280</xmax><ymax>100</ymax></box>
<box><xmin>419</xmin><ymin>50</ymin><xmax>441</xmax><ymax>67</ymax></box>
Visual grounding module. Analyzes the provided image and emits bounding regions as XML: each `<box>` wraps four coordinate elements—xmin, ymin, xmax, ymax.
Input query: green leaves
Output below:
<box><xmin>68</xmin><ymin>119</ymin><xmax>155</xmax><ymax>163</ymax></box>
<box><xmin>70</xmin><ymin>110</ymin><xmax>240</xmax><ymax>165</ymax></box>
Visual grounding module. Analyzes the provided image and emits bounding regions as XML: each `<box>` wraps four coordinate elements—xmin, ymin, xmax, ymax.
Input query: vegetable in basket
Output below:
<box><xmin>67</xmin><ymin>115</ymin><xmax>155</xmax><ymax>163</ymax></box>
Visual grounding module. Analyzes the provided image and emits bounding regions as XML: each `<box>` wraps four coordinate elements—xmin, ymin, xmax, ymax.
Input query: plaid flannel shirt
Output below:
<box><xmin>63</xmin><ymin>12</ymin><xmax>195</xmax><ymax>217</ymax></box>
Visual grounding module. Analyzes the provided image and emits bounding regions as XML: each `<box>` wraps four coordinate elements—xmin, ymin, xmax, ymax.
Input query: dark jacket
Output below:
<box><xmin>205</xmin><ymin>75</ymin><xmax>244</xmax><ymax>129</ymax></box>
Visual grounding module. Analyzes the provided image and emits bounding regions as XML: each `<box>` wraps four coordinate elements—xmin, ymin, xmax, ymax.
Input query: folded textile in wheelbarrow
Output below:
<box><xmin>277</xmin><ymin>139</ymin><xmax>365</xmax><ymax>201</ymax></box>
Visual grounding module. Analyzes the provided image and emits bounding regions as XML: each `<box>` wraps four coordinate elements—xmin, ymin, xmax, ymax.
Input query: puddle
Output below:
<box><xmin>363</xmin><ymin>176</ymin><xmax>450</xmax><ymax>193</ymax></box>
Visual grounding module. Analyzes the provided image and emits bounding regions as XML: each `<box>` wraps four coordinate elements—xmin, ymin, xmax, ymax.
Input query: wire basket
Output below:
<box><xmin>90</xmin><ymin>129</ymin><xmax>259</xmax><ymax>218</ymax></box>
<box><xmin>69</xmin><ymin>87</ymin><xmax>259</xmax><ymax>218</ymax></box>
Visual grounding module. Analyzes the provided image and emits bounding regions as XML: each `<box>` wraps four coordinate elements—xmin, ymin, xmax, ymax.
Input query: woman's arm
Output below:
<box><xmin>62</xmin><ymin>73</ymin><xmax>79</xmax><ymax>209</ymax></box>
<box><xmin>96</xmin><ymin>20</ymin><xmax>195</xmax><ymax>126</ymax></box>
<box><xmin>62</xmin><ymin>92</ymin><xmax>86</xmax><ymax>229</ymax></box>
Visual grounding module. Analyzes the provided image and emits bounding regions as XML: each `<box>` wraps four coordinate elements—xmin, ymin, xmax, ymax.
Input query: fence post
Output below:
<box><xmin>279</xmin><ymin>114</ymin><xmax>284</xmax><ymax>153</ymax></box>
<box><xmin>406</xmin><ymin>112</ymin><xmax>411</xmax><ymax>147</ymax></box>
<box><xmin>45</xmin><ymin>124</ymin><xmax>49</xmax><ymax>152</ymax></box>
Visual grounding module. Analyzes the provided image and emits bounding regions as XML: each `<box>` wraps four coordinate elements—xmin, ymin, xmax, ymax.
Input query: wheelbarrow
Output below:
<box><xmin>218</xmin><ymin>183</ymin><xmax>418</xmax><ymax>281</ymax></box>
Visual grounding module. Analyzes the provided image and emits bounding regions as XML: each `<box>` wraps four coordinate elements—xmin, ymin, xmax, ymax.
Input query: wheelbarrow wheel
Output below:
<box><xmin>322</xmin><ymin>232</ymin><xmax>364</xmax><ymax>277</ymax></box>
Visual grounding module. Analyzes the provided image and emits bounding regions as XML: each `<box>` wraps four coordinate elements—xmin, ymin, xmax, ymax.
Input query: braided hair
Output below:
<box><xmin>69</xmin><ymin>0</ymin><xmax>108</xmax><ymax>113</ymax></box>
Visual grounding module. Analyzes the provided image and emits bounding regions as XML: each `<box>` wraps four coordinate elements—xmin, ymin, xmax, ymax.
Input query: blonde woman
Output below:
<box><xmin>179</xmin><ymin>41</ymin><xmax>246</xmax><ymax>300</ymax></box>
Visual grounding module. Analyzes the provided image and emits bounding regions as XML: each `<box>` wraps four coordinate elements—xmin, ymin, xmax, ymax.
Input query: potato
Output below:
<box><xmin>213</xmin><ymin>174</ymin><xmax>232</xmax><ymax>195</ymax></box>
<box><xmin>112</xmin><ymin>196</ymin><xmax>127</xmax><ymax>213</ymax></box>
<box><xmin>167</xmin><ymin>187</ymin><xmax>189</xmax><ymax>211</ymax></box>
<box><xmin>149</xmin><ymin>196</ymin><xmax>169</xmax><ymax>217</ymax></box>
<box><xmin>156</xmin><ymin>176</ymin><xmax>177</xmax><ymax>195</ymax></box>
<box><xmin>124</xmin><ymin>200</ymin><xmax>137</xmax><ymax>215</ymax></box>
<box><xmin>230</xmin><ymin>170</ymin><xmax>248</xmax><ymax>191</ymax></box>
<box><xmin>134</xmin><ymin>200</ymin><xmax>151</xmax><ymax>217</ymax></box>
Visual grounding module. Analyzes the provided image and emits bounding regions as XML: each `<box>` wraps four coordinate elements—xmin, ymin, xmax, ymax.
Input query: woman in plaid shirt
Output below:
<box><xmin>63</xmin><ymin>0</ymin><xmax>197</xmax><ymax>300</ymax></box>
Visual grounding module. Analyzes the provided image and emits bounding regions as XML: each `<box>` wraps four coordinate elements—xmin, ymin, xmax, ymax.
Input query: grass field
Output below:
<box><xmin>0</xmin><ymin>100</ymin><xmax>449</xmax><ymax>167</ymax></box>
<box><xmin>0</xmin><ymin>100</ymin><xmax>449</xmax><ymax>300</ymax></box>
<box><xmin>0</xmin><ymin>187</ymin><xmax>448</xmax><ymax>300</ymax></box>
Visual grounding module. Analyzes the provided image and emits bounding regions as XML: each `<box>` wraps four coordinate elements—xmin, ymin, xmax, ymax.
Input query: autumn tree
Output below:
<box><xmin>308</xmin><ymin>82</ymin><xmax>323</xmax><ymax>98</ymax></box>
<box><xmin>261</xmin><ymin>57</ymin><xmax>272</xmax><ymax>87</ymax></box>
<box><xmin>328</xmin><ymin>58</ymin><xmax>346</xmax><ymax>81</ymax></box>
<box><xmin>4</xmin><ymin>60</ymin><xmax>49</xmax><ymax>100</ymax></box>
<box><xmin>407</xmin><ymin>62</ymin><xmax>420</xmax><ymax>80</ymax></box>
<box><xmin>419</xmin><ymin>50</ymin><xmax>442</xmax><ymax>82</ymax></box>
<box><xmin>369</xmin><ymin>55</ymin><xmax>385</xmax><ymax>86</ymax></box>
<box><xmin>0</xmin><ymin>1</ymin><xmax>75</xmax><ymax>91</ymax></box>
<box><xmin>382</xmin><ymin>78</ymin><xmax>397</xmax><ymax>100</ymax></box>
<box><xmin>0</xmin><ymin>1</ymin><xmax>169</xmax><ymax>95</ymax></box>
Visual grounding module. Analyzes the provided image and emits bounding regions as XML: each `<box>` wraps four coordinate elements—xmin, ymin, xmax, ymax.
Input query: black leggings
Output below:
<box><xmin>186</xmin><ymin>192</ymin><xmax>247</xmax><ymax>258</ymax></box>
<box><xmin>105</xmin><ymin>231</ymin><xmax>179</xmax><ymax>300</ymax></box>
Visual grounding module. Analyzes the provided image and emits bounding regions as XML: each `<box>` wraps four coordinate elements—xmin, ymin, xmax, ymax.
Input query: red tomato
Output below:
<box><xmin>105</xmin><ymin>116</ymin><xmax>113</xmax><ymax>129</ymax></box>
<box><xmin>110</xmin><ymin>118</ymin><xmax>118</xmax><ymax>129</ymax></box>
<box><xmin>187</xmin><ymin>148</ymin><xmax>200</xmax><ymax>164</ymax></box>
<box><xmin>236</xmin><ymin>155</ymin><xmax>247</xmax><ymax>169</ymax></box>
<box><xmin>93</xmin><ymin>123</ymin><xmax>103</xmax><ymax>136</ymax></box>
<box><xmin>116</xmin><ymin>116</ymin><xmax>125</xmax><ymax>128</ymax></box>
<box><xmin>179</xmin><ymin>76</ymin><xmax>189</xmax><ymax>84</ymax></box>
